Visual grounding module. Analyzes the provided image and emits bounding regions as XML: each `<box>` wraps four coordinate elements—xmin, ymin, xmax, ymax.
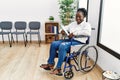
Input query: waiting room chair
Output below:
<box><xmin>11</xmin><ymin>21</ymin><xmax>27</xmax><ymax>46</ymax></box>
<box><xmin>26</xmin><ymin>21</ymin><xmax>41</xmax><ymax>46</ymax></box>
<box><xmin>0</xmin><ymin>21</ymin><xmax>12</xmax><ymax>47</ymax></box>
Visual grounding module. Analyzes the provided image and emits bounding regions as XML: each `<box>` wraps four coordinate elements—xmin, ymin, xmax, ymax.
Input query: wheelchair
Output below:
<box><xmin>59</xmin><ymin>36</ymin><xmax>98</xmax><ymax>79</ymax></box>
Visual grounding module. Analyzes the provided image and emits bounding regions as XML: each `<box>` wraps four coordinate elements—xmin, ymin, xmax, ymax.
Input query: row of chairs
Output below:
<box><xmin>0</xmin><ymin>21</ymin><xmax>41</xmax><ymax>47</ymax></box>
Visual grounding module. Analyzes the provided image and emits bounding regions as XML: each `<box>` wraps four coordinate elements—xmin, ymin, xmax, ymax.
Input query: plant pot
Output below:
<box><xmin>49</xmin><ymin>20</ymin><xmax>54</xmax><ymax>22</ymax></box>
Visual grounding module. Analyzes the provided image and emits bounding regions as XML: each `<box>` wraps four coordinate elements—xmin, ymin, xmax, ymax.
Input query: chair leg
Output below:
<box><xmin>8</xmin><ymin>34</ymin><xmax>12</xmax><ymax>47</ymax></box>
<box><xmin>23</xmin><ymin>34</ymin><xmax>26</xmax><ymax>47</ymax></box>
<box><xmin>38</xmin><ymin>33</ymin><xmax>41</xmax><ymax>46</ymax></box>
<box><xmin>2</xmin><ymin>34</ymin><xmax>4</xmax><ymax>43</ymax></box>
<box><xmin>39</xmin><ymin>33</ymin><xmax>41</xmax><ymax>43</ymax></box>
<box><xmin>16</xmin><ymin>34</ymin><xmax>18</xmax><ymax>43</ymax></box>
<box><xmin>11</xmin><ymin>34</ymin><xmax>15</xmax><ymax>43</ymax></box>
<box><xmin>30</xmin><ymin>34</ymin><xmax>32</xmax><ymax>43</ymax></box>
<box><xmin>10</xmin><ymin>34</ymin><xmax>13</xmax><ymax>47</ymax></box>
<box><xmin>26</xmin><ymin>34</ymin><xmax>28</xmax><ymax>45</ymax></box>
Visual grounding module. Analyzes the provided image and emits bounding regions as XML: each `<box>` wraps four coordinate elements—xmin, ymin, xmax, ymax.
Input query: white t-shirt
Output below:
<box><xmin>60</xmin><ymin>21</ymin><xmax>91</xmax><ymax>43</ymax></box>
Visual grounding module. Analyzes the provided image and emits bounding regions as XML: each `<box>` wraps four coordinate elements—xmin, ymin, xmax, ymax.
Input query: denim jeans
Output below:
<box><xmin>47</xmin><ymin>39</ymin><xmax>83</xmax><ymax>69</ymax></box>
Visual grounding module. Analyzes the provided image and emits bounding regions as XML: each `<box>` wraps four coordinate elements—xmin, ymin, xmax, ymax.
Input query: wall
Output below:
<box><xmin>88</xmin><ymin>0</ymin><xmax>120</xmax><ymax>74</ymax></box>
<box><xmin>0</xmin><ymin>0</ymin><xmax>60</xmax><ymax>41</ymax></box>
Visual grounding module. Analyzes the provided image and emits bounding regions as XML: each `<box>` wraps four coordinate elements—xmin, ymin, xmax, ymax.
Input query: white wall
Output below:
<box><xmin>88</xmin><ymin>0</ymin><xmax>120</xmax><ymax>74</ymax></box>
<box><xmin>0</xmin><ymin>0</ymin><xmax>60</xmax><ymax>41</ymax></box>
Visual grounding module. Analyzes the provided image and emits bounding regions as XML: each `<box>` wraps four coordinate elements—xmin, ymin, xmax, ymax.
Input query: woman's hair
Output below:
<box><xmin>77</xmin><ymin>8</ymin><xmax>87</xmax><ymax>17</ymax></box>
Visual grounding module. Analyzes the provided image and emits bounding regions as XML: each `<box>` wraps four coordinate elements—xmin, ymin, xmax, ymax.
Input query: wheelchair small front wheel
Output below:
<box><xmin>64</xmin><ymin>71</ymin><xmax>74</xmax><ymax>79</ymax></box>
<box><xmin>78</xmin><ymin>46</ymin><xmax>98</xmax><ymax>72</ymax></box>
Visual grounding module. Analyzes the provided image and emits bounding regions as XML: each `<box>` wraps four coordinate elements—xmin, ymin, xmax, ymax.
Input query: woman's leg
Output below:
<box><xmin>56</xmin><ymin>40</ymin><xmax>82</xmax><ymax>69</ymax></box>
<box><xmin>47</xmin><ymin>40</ymin><xmax>63</xmax><ymax>65</ymax></box>
<box><xmin>40</xmin><ymin>40</ymin><xmax>63</xmax><ymax>70</ymax></box>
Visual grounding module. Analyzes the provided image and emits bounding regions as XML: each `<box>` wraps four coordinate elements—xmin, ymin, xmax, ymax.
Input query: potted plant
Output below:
<box><xmin>59</xmin><ymin>0</ymin><xmax>77</xmax><ymax>25</ymax></box>
<box><xmin>49</xmin><ymin>16</ymin><xmax>54</xmax><ymax>21</ymax></box>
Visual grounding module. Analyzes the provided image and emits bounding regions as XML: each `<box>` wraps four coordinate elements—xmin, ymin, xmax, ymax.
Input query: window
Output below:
<box><xmin>97</xmin><ymin>0</ymin><xmax>120</xmax><ymax>59</ymax></box>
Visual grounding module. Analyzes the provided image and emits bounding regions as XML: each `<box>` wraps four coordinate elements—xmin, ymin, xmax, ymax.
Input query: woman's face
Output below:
<box><xmin>76</xmin><ymin>12</ymin><xmax>85</xmax><ymax>24</ymax></box>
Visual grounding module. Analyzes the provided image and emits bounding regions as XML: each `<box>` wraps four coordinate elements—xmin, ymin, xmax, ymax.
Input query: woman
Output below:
<box><xmin>40</xmin><ymin>8</ymin><xmax>91</xmax><ymax>76</ymax></box>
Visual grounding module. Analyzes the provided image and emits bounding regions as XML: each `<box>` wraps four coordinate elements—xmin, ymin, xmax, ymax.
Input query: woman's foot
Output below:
<box><xmin>50</xmin><ymin>68</ymin><xmax>63</xmax><ymax>76</ymax></box>
<box><xmin>40</xmin><ymin>64</ymin><xmax>54</xmax><ymax>70</ymax></box>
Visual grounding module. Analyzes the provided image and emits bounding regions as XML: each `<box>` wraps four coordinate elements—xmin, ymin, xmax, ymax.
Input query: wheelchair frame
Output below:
<box><xmin>63</xmin><ymin>40</ymin><xmax>98</xmax><ymax>79</ymax></box>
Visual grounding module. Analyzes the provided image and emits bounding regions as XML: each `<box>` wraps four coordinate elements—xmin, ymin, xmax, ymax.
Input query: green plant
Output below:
<box><xmin>49</xmin><ymin>16</ymin><xmax>54</xmax><ymax>21</ymax></box>
<box><xmin>59</xmin><ymin>0</ymin><xmax>77</xmax><ymax>25</ymax></box>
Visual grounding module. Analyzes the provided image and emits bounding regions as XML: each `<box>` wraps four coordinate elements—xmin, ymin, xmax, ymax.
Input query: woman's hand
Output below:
<box><xmin>61</xmin><ymin>30</ymin><xmax>66</xmax><ymax>35</ymax></box>
<box><xmin>68</xmin><ymin>33</ymin><xmax>74</xmax><ymax>39</ymax></box>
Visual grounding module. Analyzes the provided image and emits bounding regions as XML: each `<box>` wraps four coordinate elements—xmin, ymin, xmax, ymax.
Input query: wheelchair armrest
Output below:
<box><xmin>70</xmin><ymin>36</ymin><xmax>90</xmax><ymax>45</ymax></box>
<box><xmin>70</xmin><ymin>36</ymin><xmax>90</xmax><ymax>53</ymax></box>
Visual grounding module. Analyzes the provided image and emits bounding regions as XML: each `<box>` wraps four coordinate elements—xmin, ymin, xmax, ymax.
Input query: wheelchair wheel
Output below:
<box><xmin>64</xmin><ymin>71</ymin><xmax>74</xmax><ymax>79</ymax></box>
<box><xmin>78</xmin><ymin>46</ymin><xmax>98</xmax><ymax>72</ymax></box>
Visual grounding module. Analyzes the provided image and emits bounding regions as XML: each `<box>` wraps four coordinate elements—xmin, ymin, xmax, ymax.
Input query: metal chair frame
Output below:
<box><xmin>0</xmin><ymin>21</ymin><xmax>12</xmax><ymax>47</ymax></box>
<box><xmin>26</xmin><ymin>21</ymin><xmax>41</xmax><ymax>46</ymax></box>
<box><xmin>11</xmin><ymin>21</ymin><xmax>27</xmax><ymax>47</ymax></box>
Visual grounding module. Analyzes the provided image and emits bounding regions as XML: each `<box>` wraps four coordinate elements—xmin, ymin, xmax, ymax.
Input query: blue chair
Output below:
<box><xmin>0</xmin><ymin>21</ymin><xmax>12</xmax><ymax>47</ymax></box>
<box><xmin>11</xmin><ymin>21</ymin><xmax>27</xmax><ymax>46</ymax></box>
<box><xmin>26</xmin><ymin>21</ymin><xmax>41</xmax><ymax>46</ymax></box>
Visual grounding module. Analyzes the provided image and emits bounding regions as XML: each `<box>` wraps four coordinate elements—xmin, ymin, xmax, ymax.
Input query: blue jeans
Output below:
<box><xmin>47</xmin><ymin>39</ymin><xmax>83</xmax><ymax>69</ymax></box>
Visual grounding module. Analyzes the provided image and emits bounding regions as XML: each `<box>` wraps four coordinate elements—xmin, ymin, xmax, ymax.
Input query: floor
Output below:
<box><xmin>0</xmin><ymin>42</ymin><xmax>102</xmax><ymax>80</ymax></box>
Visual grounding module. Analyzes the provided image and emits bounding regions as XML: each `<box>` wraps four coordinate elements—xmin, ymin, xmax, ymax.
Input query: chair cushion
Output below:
<box><xmin>12</xmin><ymin>32</ymin><xmax>25</xmax><ymax>34</ymax></box>
<box><xmin>27</xmin><ymin>31</ymin><xmax>39</xmax><ymax>34</ymax></box>
<box><xmin>0</xmin><ymin>32</ymin><xmax>11</xmax><ymax>34</ymax></box>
